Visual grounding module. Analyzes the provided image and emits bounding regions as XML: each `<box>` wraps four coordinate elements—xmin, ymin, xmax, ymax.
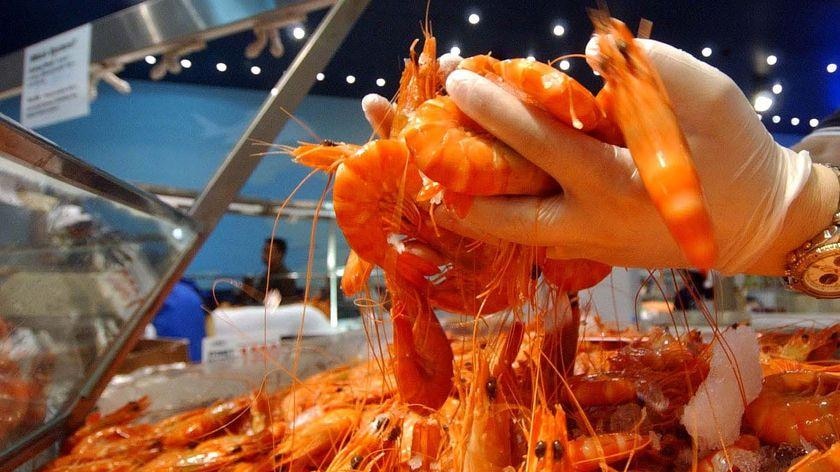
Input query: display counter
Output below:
<box><xmin>0</xmin><ymin>115</ymin><xmax>199</xmax><ymax>468</ymax></box>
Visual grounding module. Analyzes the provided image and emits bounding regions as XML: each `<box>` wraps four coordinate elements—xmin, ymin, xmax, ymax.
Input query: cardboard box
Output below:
<box><xmin>117</xmin><ymin>338</ymin><xmax>190</xmax><ymax>374</ymax></box>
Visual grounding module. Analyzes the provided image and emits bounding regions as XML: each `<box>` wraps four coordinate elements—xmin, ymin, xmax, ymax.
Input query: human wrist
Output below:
<box><xmin>745</xmin><ymin>163</ymin><xmax>840</xmax><ymax>275</ymax></box>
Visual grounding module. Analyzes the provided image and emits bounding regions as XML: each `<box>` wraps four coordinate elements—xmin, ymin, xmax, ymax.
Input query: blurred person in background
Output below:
<box><xmin>151</xmin><ymin>278</ymin><xmax>206</xmax><ymax>362</ymax></box>
<box><xmin>242</xmin><ymin>237</ymin><xmax>300</xmax><ymax>304</ymax></box>
<box><xmin>47</xmin><ymin>204</ymin><xmax>131</xmax><ymax>271</ymax></box>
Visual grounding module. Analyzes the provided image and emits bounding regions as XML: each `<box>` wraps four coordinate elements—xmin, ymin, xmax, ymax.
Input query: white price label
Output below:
<box><xmin>21</xmin><ymin>23</ymin><xmax>91</xmax><ymax>129</ymax></box>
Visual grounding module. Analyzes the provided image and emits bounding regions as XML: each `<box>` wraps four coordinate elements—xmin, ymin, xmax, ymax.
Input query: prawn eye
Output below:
<box><xmin>350</xmin><ymin>454</ymin><xmax>363</xmax><ymax>469</ymax></box>
<box><xmin>534</xmin><ymin>440</ymin><xmax>547</xmax><ymax>459</ymax></box>
<box><xmin>373</xmin><ymin>415</ymin><xmax>390</xmax><ymax>432</ymax></box>
<box><xmin>387</xmin><ymin>426</ymin><xmax>402</xmax><ymax>442</ymax></box>
<box><xmin>552</xmin><ymin>440</ymin><xmax>563</xmax><ymax>460</ymax></box>
<box><xmin>485</xmin><ymin>377</ymin><xmax>498</xmax><ymax>401</ymax></box>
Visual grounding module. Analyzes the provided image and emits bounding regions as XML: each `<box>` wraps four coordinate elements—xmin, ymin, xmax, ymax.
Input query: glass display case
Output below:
<box><xmin>0</xmin><ymin>115</ymin><xmax>198</xmax><ymax>468</ymax></box>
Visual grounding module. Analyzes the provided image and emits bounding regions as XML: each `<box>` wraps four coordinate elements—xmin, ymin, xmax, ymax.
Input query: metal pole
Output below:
<box><xmin>189</xmin><ymin>0</ymin><xmax>370</xmax><ymax>232</ymax></box>
<box><xmin>327</xmin><ymin>223</ymin><xmax>339</xmax><ymax>327</ymax></box>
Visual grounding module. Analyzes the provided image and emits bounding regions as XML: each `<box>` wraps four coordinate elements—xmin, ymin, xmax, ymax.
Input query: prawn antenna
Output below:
<box><xmin>548</xmin><ymin>53</ymin><xmax>588</xmax><ymax>67</ymax></box>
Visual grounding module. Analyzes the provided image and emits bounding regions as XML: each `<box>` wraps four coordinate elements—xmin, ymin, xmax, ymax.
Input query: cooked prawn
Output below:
<box><xmin>266</xmin><ymin>407</ymin><xmax>361</xmax><ymax>472</ymax></box>
<box><xmin>157</xmin><ymin>396</ymin><xmax>253</xmax><ymax>447</ymax></box>
<box><xmin>745</xmin><ymin>371</ymin><xmax>840</xmax><ymax>448</ymax></box>
<box><xmin>66</xmin><ymin>396</ymin><xmax>150</xmax><ymax>449</ymax></box>
<box><xmin>524</xmin><ymin>404</ymin><xmax>649</xmax><ymax>472</ymax></box>
<box><xmin>459</xmin><ymin>55</ymin><xmax>604</xmax><ymax>132</ymax></box>
<box><xmin>451</xmin><ymin>323</ymin><xmax>524</xmax><ymax>472</ymax></box>
<box><xmin>135</xmin><ymin>432</ymin><xmax>273</xmax><ymax>471</ymax></box>
<box><xmin>591</xmin><ymin>15</ymin><xmax>717</xmax><ymax>269</ymax></box>
<box><xmin>390</xmin><ymin>295</ymin><xmax>454</xmax><ymax>412</ymax></box>
<box><xmin>402</xmin><ymin>96</ymin><xmax>559</xmax><ymax>197</ymax></box>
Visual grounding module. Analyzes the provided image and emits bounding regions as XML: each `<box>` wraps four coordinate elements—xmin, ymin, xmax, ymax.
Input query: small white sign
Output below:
<box><xmin>21</xmin><ymin>24</ymin><xmax>91</xmax><ymax>129</ymax></box>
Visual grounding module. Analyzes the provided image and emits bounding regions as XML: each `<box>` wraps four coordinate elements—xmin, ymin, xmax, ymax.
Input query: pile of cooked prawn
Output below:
<box><xmin>42</xmin><ymin>321</ymin><xmax>840</xmax><ymax>472</ymax></box>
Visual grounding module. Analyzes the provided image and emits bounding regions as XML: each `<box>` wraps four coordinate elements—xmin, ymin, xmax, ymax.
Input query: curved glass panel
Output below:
<box><xmin>0</xmin><ymin>115</ymin><xmax>197</xmax><ymax>460</ymax></box>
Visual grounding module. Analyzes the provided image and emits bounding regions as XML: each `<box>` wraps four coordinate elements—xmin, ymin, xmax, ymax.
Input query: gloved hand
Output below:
<box><xmin>431</xmin><ymin>38</ymin><xmax>838</xmax><ymax>275</ymax></box>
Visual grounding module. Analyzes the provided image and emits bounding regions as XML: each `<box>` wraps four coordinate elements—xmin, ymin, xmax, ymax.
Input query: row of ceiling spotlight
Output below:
<box><xmin>145</xmin><ymin>54</ymin><xmax>390</xmax><ymax>88</ymax></box>
<box><xmin>458</xmin><ymin>12</ymin><xmax>838</xmax><ymax>73</ymax></box>
<box><xmin>758</xmin><ymin>114</ymin><xmax>823</xmax><ymax>128</ymax></box>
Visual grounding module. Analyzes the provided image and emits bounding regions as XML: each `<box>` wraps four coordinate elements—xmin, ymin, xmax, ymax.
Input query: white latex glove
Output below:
<box><xmin>436</xmin><ymin>38</ymin><xmax>838</xmax><ymax>275</ymax></box>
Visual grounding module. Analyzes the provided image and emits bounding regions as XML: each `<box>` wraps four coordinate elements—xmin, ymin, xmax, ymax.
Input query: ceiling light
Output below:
<box><xmin>752</xmin><ymin>91</ymin><xmax>773</xmax><ymax>112</ymax></box>
<box><xmin>270</xmin><ymin>87</ymin><xmax>278</xmax><ymax>96</ymax></box>
<box><xmin>316</xmin><ymin>72</ymin><xmax>325</xmax><ymax>81</ymax></box>
<box><xmin>292</xmin><ymin>27</ymin><xmax>305</xmax><ymax>40</ymax></box>
<box><xmin>468</xmin><ymin>13</ymin><xmax>480</xmax><ymax>25</ymax></box>
<box><xmin>552</xmin><ymin>24</ymin><xmax>565</xmax><ymax>37</ymax></box>
<box><xmin>828</xmin><ymin>63</ymin><xmax>838</xmax><ymax>74</ymax></box>
<box><xmin>180</xmin><ymin>58</ymin><xmax>192</xmax><ymax>69</ymax></box>
<box><xmin>216</xmin><ymin>62</ymin><xmax>227</xmax><ymax>72</ymax></box>
<box><xmin>376</xmin><ymin>78</ymin><xmax>386</xmax><ymax>87</ymax></box>
<box><xmin>346</xmin><ymin>75</ymin><xmax>356</xmax><ymax>84</ymax></box>
<box><xmin>766</xmin><ymin>54</ymin><xmax>777</xmax><ymax>66</ymax></box>
<box><xmin>701</xmin><ymin>47</ymin><xmax>712</xmax><ymax>58</ymax></box>
<box><xmin>559</xmin><ymin>60</ymin><xmax>570</xmax><ymax>71</ymax></box>
<box><xmin>526</xmin><ymin>55</ymin><xmax>536</xmax><ymax>61</ymax></box>
<box><xmin>771</xmin><ymin>83</ymin><xmax>782</xmax><ymax>94</ymax></box>
<box><xmin>450</xmin><ymin>46</ymin><xmax>461</xmax><ymax>56</ymax></box>
<box><xmin>810</xmin><ymin>118</ymin><xmax>820</xmax><ymax>128</ymax></box>
<box><xmin>790</xmin><ymin>117</ymin><xmax>800</xmax><ymax>126</ymax></box>
<box><xmin>250</xmin><ymin>66</ymin><xmax>261</xmax><ymax>75</ymax></box>
<box><xmin>771</xmin><ymin>115</ymin><xmax>781</xmax><ymax>123</ymax></box>
<box><xmin>144</xmin><ymin>55</ymin><xmax>157</xmax><ymax>65</ymax></box>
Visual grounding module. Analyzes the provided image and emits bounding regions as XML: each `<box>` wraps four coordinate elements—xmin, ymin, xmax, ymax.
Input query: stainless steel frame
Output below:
<box><xmin>189</xmin><ymin>0</ymin><xmax>370</xmax><ymax>328</ymax></box>
<box><xmin>0</xmin><ymin>0</ymin><xmax>336</xmax><ymax>99</ymax></box>
<box><xmin>139</xmin><ymin>184</ymin><xmax>336</xmax><ymax>220</ymax></box>
<box><xmin>189</xmin><ymin>0</ymin><xmax>369</xmax><ymax>232</ymax></box>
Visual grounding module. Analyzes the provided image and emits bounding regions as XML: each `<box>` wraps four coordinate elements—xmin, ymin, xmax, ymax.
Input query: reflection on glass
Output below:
<box><xmin>0</xmin><ymin>133</ymin><xmax>196</xmax><ymax>454</ymax></box>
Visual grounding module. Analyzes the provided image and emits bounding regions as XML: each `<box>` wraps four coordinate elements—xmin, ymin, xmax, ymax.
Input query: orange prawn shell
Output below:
<box><xmin>593</xmin><ymin>17</ymin><xmax>717</xmax><ymax>269</ymax></box>
<box><xmin>332</xmin><ymin>139</ymin><xmax>423</xmax><ymax>269</ymax></box>
<box><xmin>403</xmin><ymin>96</ymin><xmax>559</xmax><ymax>196</ymax></box>
<box><xmin>745</xmin><ymin>371</ymin><xmax>840</xmax><ymax>447</ymax></box>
